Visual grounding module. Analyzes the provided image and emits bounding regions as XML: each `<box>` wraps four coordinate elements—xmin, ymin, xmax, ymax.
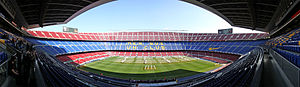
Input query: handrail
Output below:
<box><xmin>0</xmin><ymin>57</ymin><xmax>10</xmax><ymax>67</ymax></box>
<box><xmin>250</xmin><ymin>47</ymin><xmax>264</xmax><ymax>87</ymax></box>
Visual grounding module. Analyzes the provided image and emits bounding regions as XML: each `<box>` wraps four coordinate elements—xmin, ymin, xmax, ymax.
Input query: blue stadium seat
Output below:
<box><xmin>273</xmin><ymin>48</ymin><xmax>300</xmax><ymax>68</ymax></box>
<box><xmin>28</xmin><ymin>38</ymin><xmax>266</xmax><ymax>56</ymax></box>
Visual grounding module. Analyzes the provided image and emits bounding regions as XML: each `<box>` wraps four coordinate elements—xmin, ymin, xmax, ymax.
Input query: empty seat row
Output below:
<box><xmin>109</xmin><ymin>51</ymin><xmax>184</xmax><ymax>57</ymax></box>
<box><xmin>267</xmin><ymin>28</ymin><xmax>300</xmax><ymax>46</ymax></box>
<box><xmin>27</xmin><ymin>38</ymin><xmax>265</xmax><ymax>56</ymax></box>
<box><xmin>27</xmin><ymin>31</ymin><xmax>268</xmax><ymax>41</ymax></box>
<box><xmin>282</xmin><ymin>41</ymin><xmax>300</xmax><ymax>45</ymax></box>
<box><xmin>273</xmin><ymin>48</ymin><xmax>300</xmax><ymax>68</ymax></box>
<box><xmin>276</xmin><ymin>45</ymin><xmax>300</xmax><ymax>53</ymax></box>
<box><xmin>56</xmin><ymin>52</ymin><xmax>110</xmax><ymax>65</ymax></box>
<box><xmin>56</xmin><ymin>51</ymin><xmax>240</xmax><ymax>64</ymax></box>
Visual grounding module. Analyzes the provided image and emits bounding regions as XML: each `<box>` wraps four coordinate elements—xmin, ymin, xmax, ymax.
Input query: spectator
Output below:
<box><xmin>8</xmin><ymin>54</ymin><xmax>19</xmax><ymax>78</ymax></box>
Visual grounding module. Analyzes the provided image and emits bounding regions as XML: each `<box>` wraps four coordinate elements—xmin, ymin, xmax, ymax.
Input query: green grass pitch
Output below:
<box><xmin>78</xmin><ymin>56</ymin><xmax>222</xmax><ymax>80</ymax></box>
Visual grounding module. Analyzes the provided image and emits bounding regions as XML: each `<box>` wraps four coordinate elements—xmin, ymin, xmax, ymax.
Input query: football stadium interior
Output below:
<box><xmin>0</xmin><ymin>0</ymin><xmax>299</xmax><ymax>87</ymax></box>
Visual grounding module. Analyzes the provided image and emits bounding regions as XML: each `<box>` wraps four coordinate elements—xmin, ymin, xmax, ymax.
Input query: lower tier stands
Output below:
<box><xmin>184</xmin><ymin>51</ymin><xmax>240</xmax><ymax>61</ymax></box>
<box><xmin>57</xmin><ymin>52</ymin><xmax>109</xmax><ymax>66</ymax></box>
<box><xmin>27</xmin><ymin>31</ymin><xmax>268</xmax><ymax>41</ymax></box>
<box><xmin>56</xmin><ymin>51</ymin><xmax>240</xmax><ymax>65</ymax></box>
<box><xmin>26</xmin><ymin>38</ymin><xmax>266</xmax><ymax>56</ymax></box>
<box><xmin>178</xmin><ymin>48</ymin><xmax>263</xmax><ymax>87</ymax></box>
<box><xmin>35</xmin><ymin>41</ymin><xmax>263</xmax><ymax>86</ymax></box>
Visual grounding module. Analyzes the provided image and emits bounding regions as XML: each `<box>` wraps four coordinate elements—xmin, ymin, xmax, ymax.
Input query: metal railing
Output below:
<box><xmin>0</xmin><ymin>43</ymin><xmax>13</xmax><ymax>85</ymax></box>
<box><xmin>0</xmin><ymin>39</ymin><xmax>20</xmax><ymax>86</ymax></box>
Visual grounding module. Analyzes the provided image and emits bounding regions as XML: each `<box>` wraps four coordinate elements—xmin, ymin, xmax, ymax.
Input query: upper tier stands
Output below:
<box><xmin>26</xmin><ymin>38</ymin><xmax>266</xmax><ymax>56</ymax></box>
<box><xmin>27</xmin><ymin>31</ymin><xmax>268</xmax><ymax>41</ymax></box>
<box><xmin>267</xmin><ymin>28</ymin><xmax>300</xmax><ymax>68</ymax></box>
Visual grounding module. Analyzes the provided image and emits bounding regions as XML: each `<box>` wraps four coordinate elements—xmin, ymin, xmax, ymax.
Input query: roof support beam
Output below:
<box><xmin>19</xmin><ymin>4</ymin><xmax>39</xmax><ymax>8</ymax></box>
<box><xmin>44</xmin><ymin>16</ymin><xmax>69</xmax><ymax>19</ymax></box>
<box><xmin>47</xmin><ymin>9</ymin><xmax>77</xmax><ymax>12</ymax></box>
<box><xmin>82</xmin><ymin>0</ymin><xmax>93</xmax><ymax>4</ymax></box>
<box><xmin>39</xmin><ymin>0</ymin><xmax>49</xmax><ymax>27</ymax></box>
<box><xmin>48</xmin><ymin>3</ymin><xmax>84</xmax><ymax>8</ymax></box>
<box><xmin>222</xmin><ymin>12</ymin><xmax>250</xmax><ymax>15</ymax></box>
<box><xmin>248</xmin><ymin>0</ymin><xmax>257</xmax><ymax>30</ymax></box>
<box><xmin>45</xmin><ymin>13</ymin><xmax>73</xmax><ymax>16</ymax></box>
<box><xmin>216</xmin><ymin>8</ymin><xmax>248</xmax><ymax>11</ymax></box>
<box><xmin>209</xmin><ymin>2</ymin><xmax>247</xmax><ymax>7</ymax></box>
<box><xmin>256</xmin><ymin>3</ymin><xmax>277</xmax><ymax>7</ymax></box>
<box><xmin>227</xmin><ymin>15</ymin><xmax>251</xmax><ymax>19</ymax></box>
<box><xmin>24</xmin><ymin>15</ymin><xmax>38</xmax><ymax>18</ymax></box>
<box><xmin>256</xmin><ymin>10</ymin><xmax>273</xmax><ymax>13</ymax></box>
<box><xmin>44</xmin><ymin>19</ymin><xmax>65</xmax><ymax>23</ymax></box>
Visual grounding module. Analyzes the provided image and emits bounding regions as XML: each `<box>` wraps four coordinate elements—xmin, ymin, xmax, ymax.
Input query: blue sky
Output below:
<box><xmin>33</xmin><ymin>0</ymin><xmax>263</xmax><ymax>33</ymax></box>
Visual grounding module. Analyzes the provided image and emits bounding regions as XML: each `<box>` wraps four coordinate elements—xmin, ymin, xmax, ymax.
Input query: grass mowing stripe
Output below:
<box><xmin>133</xmin><ymin>57</ymin><xmax>137</xmax><ymax>63</ymax></box>
<box><xmin>172</xmin><ymin>57</ymin><xmax>181</xmax><ymax>62</ymax></box>
<box><xmin>79</xmin><ymin>56</ymin><xmax>222</xmax><ymax>80</ymax></box>
<box><xmin>154</xmin><ymin>57</ymin><xmax>159</xmax><ymax>63</ymax></box>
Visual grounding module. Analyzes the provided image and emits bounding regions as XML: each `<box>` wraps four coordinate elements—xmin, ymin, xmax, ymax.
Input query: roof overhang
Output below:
<box><xmin>181</xmin><ymin>0</ymin><xmax>281</xmax><ymax>32</ymax></box>
<box><xmin>16</xmin><ymin>0</ymin><xmax>290</xmax><ymax>33</ymax></box>
<box><xmin>16</xmin><ymin>0</ymin><xmax>115</xmax><ymax>29</ymax></box>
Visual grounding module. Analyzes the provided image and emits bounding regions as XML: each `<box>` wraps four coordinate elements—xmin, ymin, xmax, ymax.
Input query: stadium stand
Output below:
<box><xmin>23</xmin><ymin>30</ymin><xmax>266</xmax><ymax>86</ymax></box>
<box><xmin>57</xmin><ymin>52</ymin><xmax>110</xmax><ymax>66</ymax></box>
<box><xmin>56</xmin><ymin>51</ymin><xmax>238</xmax><ymax>65</ymax></box>
<box><xmin>26</xmin><ymin>38</ymin><xmax>266</xmax><ymax>56</ymax></box>
<box><xmin>164</xmin><ymin>48</ymin><xmax>264</xmax><ymax>87</ymax></box>
<box><xmin>267</xmin><ymin>28</ymin><xmax>300</xmax><ymax>68</ymax></box>
<box><xmin>3</xmin><ymin>0</ymin><xmax>300</xmax><ymax>86</ymax></box>
<box><xmin>27</xmin><ymin>31</ymin><xmax>268</xmax><ymax>41</ymax></box>
<box><xmin>33</xmin><ymin>46</ymin><xmax>264</xmax><ymax>87</ymax></box>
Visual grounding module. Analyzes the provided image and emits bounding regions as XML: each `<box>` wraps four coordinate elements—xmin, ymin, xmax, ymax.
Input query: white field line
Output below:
<box><xmin>163</xmin><ymin>57</ymin><xmax>171</xmax><ymax>63</ymax></box>
<box><xmin>144</xmin><ymin>57</ymin><xmax>147</xmax><ymax>64</ymax></box>
<box><xmin>121</xmin><ymin>57</ymin><xmax>127</xmax><ymax>63</ymax></box>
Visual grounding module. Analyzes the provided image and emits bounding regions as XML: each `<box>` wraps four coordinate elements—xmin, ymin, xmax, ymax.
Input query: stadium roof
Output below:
<box><xmin>15</xmin><ymin>0</ymin><xmax>292</xmax><ymax>32</ymax></box>
<box><xmin>15</xmin><ymin>0</ymin><xmax>114</xmax><ymax>28</ymax></box>
<box><xmin>183</xmin><ymin>0</ymin><xmax>281</xmax><ymax>32</ymax></box>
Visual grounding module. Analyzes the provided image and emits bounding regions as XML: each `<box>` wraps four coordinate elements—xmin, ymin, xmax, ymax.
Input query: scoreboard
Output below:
<box><xmin>218</xmin><ymin>28</ymin><xmax>233</xmax><ymax>34</ymax></box>
<box><xmin>63</xmin><ymin>26</ymin><xmax>78</xmax><ymax>33</ymax></box>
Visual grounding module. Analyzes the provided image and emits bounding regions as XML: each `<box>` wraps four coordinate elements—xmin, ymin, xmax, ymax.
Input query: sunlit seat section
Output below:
<box><xmin>27</xmin><ymin>31</ymin><xmax>268</xmax><ymax>41</ymax></box>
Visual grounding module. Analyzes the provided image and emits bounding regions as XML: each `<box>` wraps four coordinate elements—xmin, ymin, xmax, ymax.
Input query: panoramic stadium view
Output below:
<box><xmin>0</xmin><ymin>0</ymin><xmax>300</xmax><ymax>87</ymax></box>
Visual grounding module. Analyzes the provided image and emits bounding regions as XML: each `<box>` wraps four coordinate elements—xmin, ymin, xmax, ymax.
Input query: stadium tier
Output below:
<box><xmin>57</xmin><ymin>51</ymin><xmax>110</xmax><ymax>65</ymax></box>
<box><xmin>197</xmin><ymin>50</ymin><xmax>261</xmax><ymax>87</ymax></box>
<box><xmin>20</xmin><ymin>30</ymin><xmax>268</xmax><ymax>86</ymax></box>
<box><xmin>2</xmin><ymin>0</ymin><xmax>300</xmax><ymax>86</ymax></box>
<box><xmin>56</xmin><ymin>51</ymin><xmax>239</xmax><ymax>65</ymax></box>
<box><xmin>26</xmin><ymin>38</ymin><xmax>266</xmax><ymax>56</ymax></box>
<box><xmin>267</xmin><ymin>28</ymin><xmax>300</xmax><ymax>68</ymax></box>
<box><xmin>26</xmin><ymin>31</ymin><xmax>268</xmax><ymax>41</ymax></box>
